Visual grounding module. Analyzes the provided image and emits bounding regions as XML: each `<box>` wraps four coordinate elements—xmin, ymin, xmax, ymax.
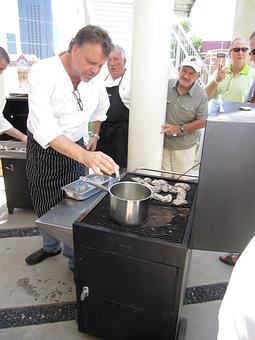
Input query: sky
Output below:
<box><xmin>189</xmin><ymin>0</ymin><xmax>237</xmax><ymax>41</ymax></box>
<box><xmin>0</xmin><ymin>0</ymin><xmax>86</xmax><ymax>54</ymax></box>
<box><xmin>0</xmin><ymin>0</ymin><xmax>239</xmax><ymax>52</ymax></box>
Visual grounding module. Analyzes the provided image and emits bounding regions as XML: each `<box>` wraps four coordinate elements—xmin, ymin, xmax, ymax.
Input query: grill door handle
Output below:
<box><xmin>80</xmin><ymin>286</ymin><xmax>89</xmax><ymax>301</ymax></box>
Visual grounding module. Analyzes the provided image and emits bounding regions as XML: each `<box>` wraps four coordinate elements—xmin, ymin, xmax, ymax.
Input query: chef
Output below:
<box><xmin>25</xmin><ymin>25</ymin><xmax>116</xmax><ymax>272</ymax></box>
<box><xmin>96</xmin><ymin>45</ymin><xmax>130</xmax><ymax>168</ymax></box>
<box><xmin>0</xmin><ymin>46</ymin><xmax>27</xmax><ymax>142</ymax></box>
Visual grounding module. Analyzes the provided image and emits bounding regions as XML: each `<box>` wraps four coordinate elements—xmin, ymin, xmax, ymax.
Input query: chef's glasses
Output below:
<box><xmin>72</xmin><ymin>89</ymin><xmax>83</xmax><ymax>111</ymax></box>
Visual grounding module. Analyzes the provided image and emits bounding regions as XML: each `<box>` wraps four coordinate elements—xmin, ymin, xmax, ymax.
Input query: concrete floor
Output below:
<box><xmin>0</xmin><ymin>177</ymin><xmax>233</xmax><ymax>340</ymax></box>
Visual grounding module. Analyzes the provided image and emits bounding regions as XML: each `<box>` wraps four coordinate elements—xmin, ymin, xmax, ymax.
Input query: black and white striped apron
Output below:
<box><xmin>26</xmin><ymin>130</ymin><xmax>86</xmax><ymax>218</ymax></box>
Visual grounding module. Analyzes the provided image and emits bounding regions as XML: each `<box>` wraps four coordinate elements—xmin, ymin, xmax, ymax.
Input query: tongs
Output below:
<box><xmin>136</xmin><ymin>163</ymin><xmax>200</xmax><ymax>180</ymax></box>
<box><xmin>175</xmin><ymin>162</ymin><xmax>200</xmax><ymax>180</ymax></box>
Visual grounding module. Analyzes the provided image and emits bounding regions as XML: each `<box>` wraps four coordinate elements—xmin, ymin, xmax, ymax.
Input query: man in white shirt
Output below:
<box><xmin>0</xmin><ymin>47</ymin><xmax>27</xmax><ymax>142</ymax></box>
<box><xmin>96</xmin><ymin>45</ymin><xmax>130</xmax><ymax>168</ymax></box>
<box><xmin>217</xmin><ymin>234</ymin><xmax>255</xmax><ymax>340</ymax></box>
<box><xmin>25</xmin><ymin>25</ymin><xmax>116</xmax><ymax>271</ymax></box>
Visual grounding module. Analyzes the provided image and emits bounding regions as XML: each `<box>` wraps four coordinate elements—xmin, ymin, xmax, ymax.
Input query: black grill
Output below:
<box><xmin>80</xmin><ymin>173</ymin><xmax>196</xmax><ymax>244</ymax></box>
<box><xmin>74</xmin><ymin>172</ymin><xmax>197</xmax><ymax>340</ymax></box>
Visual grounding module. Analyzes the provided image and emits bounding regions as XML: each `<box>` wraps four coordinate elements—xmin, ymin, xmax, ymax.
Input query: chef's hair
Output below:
<box><xmin>112</xmin><ymin>45</ymin><xmax>126</xmax><ymax>61</ymax></box>
<box><xmin>68</xmin><ymin>25</ymin><xmax>113</xmax><ymax>57</ymax></box>
<box><xmin>0</xmin><ymin>47</ymin><xmax>10</xmax><ymax>64</ymax></box>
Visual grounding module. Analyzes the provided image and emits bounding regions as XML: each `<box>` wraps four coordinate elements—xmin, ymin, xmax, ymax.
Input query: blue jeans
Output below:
<box><xmin>40</xmin><ymin>227</ymin><xmax>75</xmax><ymax>270</ymax></box>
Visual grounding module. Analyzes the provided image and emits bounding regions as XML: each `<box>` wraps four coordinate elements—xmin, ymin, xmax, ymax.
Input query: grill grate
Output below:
<box><xmin>80</xmin><ymin>173</ymin><xmax>196</xmax><ymax>244</ymax></box>
<box><xmin>81</xmin><ymin>195</ymin><xmax>190</xmax><ymax>244</ymax></box>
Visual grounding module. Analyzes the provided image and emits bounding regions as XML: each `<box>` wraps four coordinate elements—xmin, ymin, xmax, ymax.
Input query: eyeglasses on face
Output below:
<box><xmin>72</xmin><ymin>89</ymin><xmax>83</xmax><ymax>111</ymax></box>
<box><xmin>231</xmin><ymin>47</ymin><xmax>249</xmax><ymax>53</ymax></box>
<box><xmin>250</xmin><ymin>49</ymin><xmax>255</xmax><ymax>56</ymax></box>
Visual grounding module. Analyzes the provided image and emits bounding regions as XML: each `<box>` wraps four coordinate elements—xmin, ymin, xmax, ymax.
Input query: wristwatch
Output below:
<box><xmin>180</xmin><ymin>124</ymin><xmax>185</xmax><ymax>132</ymax></box>
<box><xmin>90</xmin><ymin>133</ymin><xmax>100</xmax><ymax>140</ymax></box>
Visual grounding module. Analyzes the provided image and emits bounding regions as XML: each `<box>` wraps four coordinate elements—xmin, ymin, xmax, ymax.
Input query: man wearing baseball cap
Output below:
<box><xmin>161</xmin><ymin>55</ymin><xmax>208</xmax><ymax>177</ymax></box>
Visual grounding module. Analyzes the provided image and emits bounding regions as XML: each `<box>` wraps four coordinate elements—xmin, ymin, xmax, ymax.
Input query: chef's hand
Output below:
<box><xmin>86</xmin><ymin>136</ymin><xmax>98</xmax><ymax>151</ymax></box>
<box><xmin>84</xmin><ymin>150</ymin><xmax>116</xmax><ymax>176</ymax></box>
<box><xmin>161</xmin><ymin>123</ymin><xmax>180</xmax><ymax>136</ymax></box>
<box><xmin>20</xmin><ymin>135</ymin><xmax>28</xmax><ymax>143</ymax></box>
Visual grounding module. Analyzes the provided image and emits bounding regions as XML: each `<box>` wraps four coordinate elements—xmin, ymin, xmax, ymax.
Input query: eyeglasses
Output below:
<box><xmin>250</xmin><ymin>49</ymin><xmax>255</xmax><ymax>56</ymax></box>
<box><xmin>231</xmin><ymin>47</ymin><xmax>249</xmax><ymax>53</ymax></box>
<box><xmin>72</xmin><ymin>89</ymin><xmax>83</xmax><ymax>111</ymax></box>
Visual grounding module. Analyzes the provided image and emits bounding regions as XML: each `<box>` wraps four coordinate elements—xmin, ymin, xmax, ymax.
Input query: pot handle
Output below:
<box><xmin>81</xmin><ymin>178</ymin><xmax>110</xmax><ymax>193</ymax></box>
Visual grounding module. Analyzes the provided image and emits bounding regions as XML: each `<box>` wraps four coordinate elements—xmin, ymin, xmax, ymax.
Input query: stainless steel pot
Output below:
<box><xmin>84</xmin><ymin>180</ymin><xmax>152</xmax><ymax>226</ymax></box>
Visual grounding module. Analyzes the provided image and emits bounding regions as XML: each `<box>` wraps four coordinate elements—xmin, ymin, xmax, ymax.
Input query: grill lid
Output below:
<box><xmin>189</xmin><ymin>109</ymin><xmax>255</xmax><ymax>253</ymax></box>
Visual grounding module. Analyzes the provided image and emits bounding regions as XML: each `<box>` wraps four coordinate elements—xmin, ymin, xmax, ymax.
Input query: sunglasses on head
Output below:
<box><xmin>231</xmin><ymin>47</ymin><xmax>249</xmax><ymax>53</ymax></box>
<box><xmin>250</xmin><ymin>49</ymin><xmax>255</xmax><ymax>56</ymax></box>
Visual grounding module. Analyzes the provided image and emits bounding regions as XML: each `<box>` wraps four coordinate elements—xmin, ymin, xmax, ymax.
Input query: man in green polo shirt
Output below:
<box><xmin>206</xmin><ymin>37</ymin><xmax>255</xmax><ymax>268</ymax></box>
<box><xmin>205</xmin><ymin>37</ymin><xmax>255</xmax><ymax>102</ymax></box>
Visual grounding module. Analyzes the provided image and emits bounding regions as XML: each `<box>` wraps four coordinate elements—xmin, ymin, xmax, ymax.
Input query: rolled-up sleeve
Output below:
<box><xmin>196</xmin><ymin>92</ymin><xmax>208</xmax><ymax>120</ymax></box>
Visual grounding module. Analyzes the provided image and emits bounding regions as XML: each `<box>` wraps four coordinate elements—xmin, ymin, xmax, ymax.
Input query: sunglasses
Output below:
<box><xmin>72</xmin><ymin>89</ymin><xmax>83</xmax><ymax>111</ymax></box>
<box><xmin>250</xmin><ymin>49</ymin><xmax>255</xmax><ymax>56</ymax></box>
<box><xmin>231</xmin><ymin>47</ymin><xmax>249</xmax><ymax>53</ymax></box>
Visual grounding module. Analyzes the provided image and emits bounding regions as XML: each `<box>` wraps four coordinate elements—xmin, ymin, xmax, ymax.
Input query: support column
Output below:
<box><xmin>232</xmin><ymin>0</ymin><xmax>255</xmax><ymax>39</ymax></box>
<box><xmin>128</xmin><ymin>0</ymin><xmax>174</xmax><ymax>172</ymax></box>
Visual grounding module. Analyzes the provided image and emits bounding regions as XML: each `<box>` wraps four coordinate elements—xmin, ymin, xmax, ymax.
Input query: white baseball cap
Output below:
<box><xmin>181</xmin><ymin>56</ymin><xmax>202</xmax><ymax>73</ymax></box>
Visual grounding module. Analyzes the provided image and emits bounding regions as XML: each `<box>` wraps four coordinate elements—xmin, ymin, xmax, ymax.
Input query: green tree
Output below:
<box><xmin>191</xmin><ymin>36</ymin><xmax>202</xmax><ymax>52</ymax></box>
<box><xmin>180</xmin><ymin>20</ymin><xmax>202</xmax><ymax>53</ymax></box>
<box><xmin>181</xmin><ymin>20</ymin><xmax>191</xmax><ymax>33</ymax></box>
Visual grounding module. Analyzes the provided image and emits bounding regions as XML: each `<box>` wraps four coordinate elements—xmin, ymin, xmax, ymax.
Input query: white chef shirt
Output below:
<box><xmin>27</xmin><ymin>55</ymin><xmax>109</xmax><ymax>148</ymax></box>
<box><xmin>217</xmin><ymin>235</ymin><xmax>255</xmax><ymax>340</ymax></box>
<box><xmin>104</xmin><ymin>69</ymin><xmax>130</xmax><ymax>109</ymax></box>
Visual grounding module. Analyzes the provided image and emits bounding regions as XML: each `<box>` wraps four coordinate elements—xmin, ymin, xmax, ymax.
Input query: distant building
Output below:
<box><xmin>18</xmin><ymin>0</ymin><xmax>54</xmax><ymax>59</ymax></box>
<box><xmin>6</xmin><ymin>33</ymin><xmax>17</xmax><ymax>54</ymax></box>
<box><xmin>200</xmin><ymin>41</ymin><xmax>230</xmax><ymax>54</ymax></box>
<box><xmin>8</xmin><ymin>54</ymin><xmax>40</xmax><ymax>68</ymax></box>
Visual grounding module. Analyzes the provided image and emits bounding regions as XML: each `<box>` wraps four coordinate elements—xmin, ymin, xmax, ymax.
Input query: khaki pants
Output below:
<box><xmin>162</xmin><ymin>145</ymin><xmax>197</xmax><ymax>178</ymax></box>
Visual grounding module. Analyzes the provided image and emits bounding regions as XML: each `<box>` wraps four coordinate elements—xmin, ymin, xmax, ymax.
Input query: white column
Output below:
<box><xmin>127</xmin><ymin>0</ymin><xmax>174</xmax><ymax>172</ymax></box>
<box><xmin>232</xmin><ymin>0</ymin><xmax>255</xmax><ymax>39</ymax></box>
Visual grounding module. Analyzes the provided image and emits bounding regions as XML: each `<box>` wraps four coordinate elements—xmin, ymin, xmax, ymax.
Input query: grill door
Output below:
<box><xmin>189</xmin><ymin>115</ymin><xmax>255</xmax><ymax>253</ymax></box>
<box><xmin>1</xmin><ymin>158</ymin><xmax>32</xmax><ymax>213</ymax></box>
<box><xmin>75</xmin><ymin>245</ymin><xmax>179</xmax><ymax>340</ymax></box>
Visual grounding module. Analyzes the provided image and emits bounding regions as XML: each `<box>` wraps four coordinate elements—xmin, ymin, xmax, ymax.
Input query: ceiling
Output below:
<box><xmin>174</xmin><ymin>0</ymin><xmax>196</xmax><ymax>17</ymax></box>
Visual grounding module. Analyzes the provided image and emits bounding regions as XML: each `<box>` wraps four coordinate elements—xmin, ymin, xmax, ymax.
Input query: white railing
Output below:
<box><xmin>170</xmin><ymin>19</ymin><xmax>209</xmax><ymax>85</ymax></box>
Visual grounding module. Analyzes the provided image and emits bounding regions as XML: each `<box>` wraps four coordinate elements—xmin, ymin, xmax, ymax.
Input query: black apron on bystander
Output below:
<box><xmin>97</xmin><ymin>74</ymin><xmax>129</xmax><ymax>168</ymax></box>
